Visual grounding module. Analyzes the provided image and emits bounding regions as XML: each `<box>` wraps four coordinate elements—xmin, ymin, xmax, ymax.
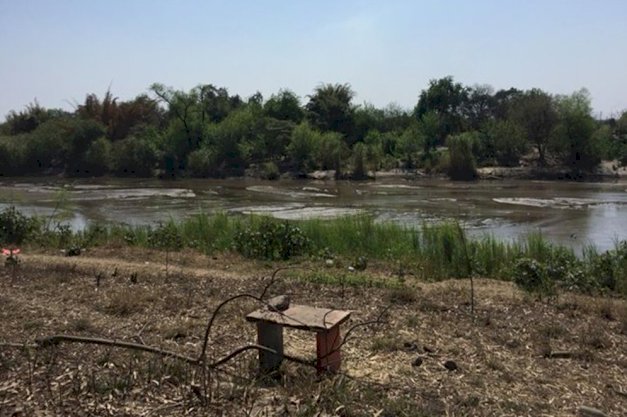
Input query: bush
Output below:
<box><xmin>260</xmin><ymin>161</ymin><xmax>280</xmax><ymax>180</ymax></box>
<box><xmin>587</xmin><ymin>241</ymin><xmax>627</xmax><ymax>293</ymax></box>
<box><xmin>83</xmin><ymin>137</ymin><xmax>112</xmax><ymax>176</ymax></box>
<box><xmin>186</xmin><ymin>148</ymin><xmax>216</xmax><ymax>177</ymax></box>
<box><xmin>483</xmin><ymin>120</ymin><xmax>528</xmax><ymax>166</ymax></box>
<box><xmin>234</xmin><ymin>218</ymin><xmax>310</xmax><ymax>260</ymax></box>
<box><xmin>446</xmin><ymin>133</ymin><xmax>477</xmax><ymax>180</ymax></box>
<box><xmin>512</xmin><ymin>258</ymin><xmax>555</xmax><ymax>297</ymax></box>
<box><xmin>147</xmin><ymin>222</ymin><xmax>184</xmax><ymax>251</ymax></box>
<box><xmin>0</xmin><ymin>206</ymin><xmax>38</xmax><ymax>245</ymax></box>
<box><xmin>111</xmin><ymin>135</ymin><xmax>158</xmax><ymax>176</ymax></box>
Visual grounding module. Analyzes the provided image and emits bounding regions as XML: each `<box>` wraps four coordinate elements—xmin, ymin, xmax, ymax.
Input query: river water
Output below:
<box><xmin>1</xmin><ymin>177</ymin><xmax>626</xmax><ymax>252</ymax></box>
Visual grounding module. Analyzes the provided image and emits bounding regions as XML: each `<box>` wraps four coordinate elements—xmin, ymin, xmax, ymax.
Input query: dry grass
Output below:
<box><xmin>0</xmin><ymin>249</ymin><xmax>626</xmax><ymax>416</ymax></box>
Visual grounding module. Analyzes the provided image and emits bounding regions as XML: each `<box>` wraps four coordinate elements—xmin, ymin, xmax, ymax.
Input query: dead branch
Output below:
<box><xmin>5</xmin><ymin>335</ymin><xmax>315</xmax><ymax>371</ymax></box>
<box><xmin>198</xmin><ymin>293</ymin><xmax>263</xmax><ymax>363</ymax></box>
<box><xmin>0</xmin><ymin>342</ymin><xmax>38</xmax><ymax>349</ymax></box>
<box><xmin>35</xmin><ymin>334</ymin><xmax>199</xmax><ymax>364</ymax></box>
<box><xmin>209</xmin><ymin>344</ymin><xmax>313</xmax><ymax>369</ymax></box>
<box><xmin>339</xmin><ymin>305</ymin><xmax>390</xmax><ymax>348</ymax></box>
<box><xmin>259</xmin><ymin>266</ymin><xmax>307</xmax><ymax>300</ymax></box>
<box><xmin>543</xmin><ymin>350</ymin><xmax>575</xmax><ymax>359</ymax></box>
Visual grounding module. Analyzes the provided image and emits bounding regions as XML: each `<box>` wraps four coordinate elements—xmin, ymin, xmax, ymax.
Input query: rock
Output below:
<box><xmin>267</xmin><ymin>295</ymin><xmax>290</xmax><ymax>312</ymax></box>
<box><xmin>65</xmin><ymin>246</ymin><xmax>82</xmax><ymax>257</ymax></box>
<box><xmin>579</xmin><ymin>406</ymin><xmax>608</xmax><ymax>417</ymax></box>
<box><xmin>423</xmin><ymin>345</ymin><xmax>435</xmax><ymax>353</ymax></box>
<box><xmin>443</xmin><ymin>360</ymin><xmax>459</xmax><ymax>371</ymax></box>
<box><xmin>403</xmin><ymin>342</ymin><xmax>418</xmax><ymax>352</ymax></box>
<box><xmin>411</xmin><ymin>357</ymin><xmax>423</xmax><ymax>367</ymax></box>
<box><xmin>354</xmin><ymin>256</ymin><xmax>368</xmax><ymax>271</ymax></box>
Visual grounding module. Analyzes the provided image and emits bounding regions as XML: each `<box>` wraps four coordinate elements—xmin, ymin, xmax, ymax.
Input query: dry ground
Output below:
<box><xmin>1</xmin><ymin>248</ymin><xmax>626</xmax><ymax>416</ymax></box>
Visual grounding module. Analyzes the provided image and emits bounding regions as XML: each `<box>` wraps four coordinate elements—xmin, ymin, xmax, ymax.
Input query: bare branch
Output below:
<box><xmin>34</xmin><ymin>334</ymin><xmax>199</xmax><ymax>364</ymax></box>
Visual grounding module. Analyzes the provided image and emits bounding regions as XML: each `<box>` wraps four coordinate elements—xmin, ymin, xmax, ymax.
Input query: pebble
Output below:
<box><xmin>443</xmin><ymin>360</ymin><xmax>459</xmax><ymax>371</ymax></box>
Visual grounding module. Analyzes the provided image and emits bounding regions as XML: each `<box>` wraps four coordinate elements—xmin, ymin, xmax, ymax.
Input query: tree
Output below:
<box><xmin>287</xmin><ymin>122</ymin><xmax>320</xmax><ymax>172</ymax></box>
<box><xmin>492</xmin><ymin>88</ymin><xmax>523</xmax><ymax>120</ymax></box>
<box><xmin>483</xmin><ymin>120</ymin><xmax>528</xmax><ymax>166</ymax></box>
<box><xmin>263</xmin><ymin>89</ymin><xmax>304</xmax><ymax>123</ymax></box>
<box><xmin>76</xmin><ymin>91</ymin><xmax>162</xmax><ymax>141</ymax></box>
<box><xmin>314</xmin><ymin>132</ymin><xmax>346</xmax><ymax>174</ymax></box>
<box><xmin>551</xmin><ymin>89</ymin><xmax>600</xmax><ymax>171</ymax></box>
<box><xmin>414</xmin><ymin>76</ymin><xmax>469</xmax><ymax>143</ymax></box>
<box><xmin>110</xmin><ymin>133</ymin><xmax>158</xmax><ymax>177</ymax></box>
<box><xmin>510</xmin><ymin>89</ymin><xmax>558</xmax><ymax>166</ymax></box>
<box><xmin>203</xmin><ymin>107</ymin><xmax>257</xmax><ymax>177</ymax></box>
<box><xmin>4</xmin><ymin>100</ymin><xmax>55</xmax><ymax>135</ymax></box>
<box><xmin>397</xmin><ymin>122</ymin><xmax>423</xmax><ymax>169</ymax></box>
<box><xmin>305</xmin><ymin>83</ymin><xmax>356</xmax><ymax>143</ymax></box>
<box><xmin>200</xmin><ymin>84</ymin><xmax>243</xmax><ymax>123</ymax></box>
<box><xmin>464</xmin><ymin>84</ymin><xmax>496</xmax><ymax>130</ymax></box>
<box><xmin>418</xmin><ymin>111</ymin><xmax>440</xmax><ymax>156</ymax></box>
<box><xmin>63</xmin><ymin>119</ymin><xmax>107</xmax><ymax>176</ymax></box>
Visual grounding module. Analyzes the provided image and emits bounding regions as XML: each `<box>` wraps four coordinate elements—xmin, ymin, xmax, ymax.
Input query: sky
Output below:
<box><xmin>1</xmin><ymin>0</ymin><xmax>626</xmax><ymax>120</ymax></box>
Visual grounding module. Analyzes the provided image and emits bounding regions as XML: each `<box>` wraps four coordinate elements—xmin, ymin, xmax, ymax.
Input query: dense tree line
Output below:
<box><xmin>1</xmin><ymin>77</ymin><xmax>626</xmax><ymax>180</ymax></box>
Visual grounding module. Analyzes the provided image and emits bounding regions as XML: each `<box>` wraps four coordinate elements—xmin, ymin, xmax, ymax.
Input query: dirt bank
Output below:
<box><xmin>1</xmin><ymin>249</ymin><xmax>626</xmax><ymax>416</ymax></box>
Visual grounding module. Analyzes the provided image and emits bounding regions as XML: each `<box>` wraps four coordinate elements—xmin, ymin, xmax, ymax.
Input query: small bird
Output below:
<box><xmin>267</xmin><ymin>295</ymin><xmax>290</xmax><ymax>312</ymax></box>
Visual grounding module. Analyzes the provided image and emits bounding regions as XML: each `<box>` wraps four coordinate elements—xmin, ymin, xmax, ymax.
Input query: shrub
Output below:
<box><xmin>484</xmin><ymin>120</ymin><xmax>528</xmax><ymax>166</ymax></box>
<box><xmin>260</xmin><ymin>161</ymin><xmax>280</xmax><ymax>180</ymax></box>
<box><xmin>587</xmin><ymin>241</ymin><xmax>627</xmax><ymax>293</ymax></box>
<box><xmin>82</xmin><ymin>137</ymin><xmax>111</xmax><ymax>176</ymax></box>
<box><xmin>186</xmin><ymin>148</ymin><xmax>216</xmax><ymax>177</ymax></box>
<box><xmin>0</xmin><ymin>206</ymin><xmax>38</xmax><ymax>245</ymax></box>
<box><xmin>147</xmin><ymin>222</ymin><xmax>184</xmax><ymax>251</ymax></box>
<box><xmin>512</xmin><ymin>258</ymin><xmax>555</xmax><ymax>297</ymax></box>
<box><xmin>446</xmin><ymin>133</ymin><xmax>477</xmax><ymax>180</ymax></box>
<box><xmin>234</xmin><ymin>217</ymin><xmax>310</xmax><ymax>260</ymax></box>
<box><xmin>110</xmin><ymin>135</ymin><xmax>158</xmax><ymax>176</ymax></box>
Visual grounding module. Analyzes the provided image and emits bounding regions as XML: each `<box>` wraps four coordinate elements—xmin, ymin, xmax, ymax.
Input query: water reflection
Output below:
<box><xmin>0</xmin><ymin>177</ymin><xmax>625</xmax><ymax>252</ymax></box>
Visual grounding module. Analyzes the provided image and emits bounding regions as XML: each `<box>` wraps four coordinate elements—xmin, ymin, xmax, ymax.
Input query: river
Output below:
<box><xmin>1</xmin><ymin>177</ymin><xmax>626</xmax><ymax>252</ymax></box>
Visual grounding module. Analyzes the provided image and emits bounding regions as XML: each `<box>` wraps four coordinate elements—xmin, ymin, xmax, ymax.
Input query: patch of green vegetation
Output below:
<box><xmin>3</xmin><ymin>206</ymin><xmax>626</xmax><ymax>296</ymax></box>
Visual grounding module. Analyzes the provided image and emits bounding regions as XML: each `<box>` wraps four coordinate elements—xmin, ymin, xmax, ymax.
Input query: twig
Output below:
<box><xmin>544</xmin><ymin>350</ymin><xmax>575</xmax><ymax>359</ymax></box>
<box><xmin>259</xmin><ymin>266</ymin><xmax>306</xmax><ymax>300</ymax></box>
<box><xmin>0</xmin><ymin>342</ymin><xmax>38</xmax><ymax>349</ymax></box>
<box><xmin>208</xmin><ymin>344</ymin><xmax>313</xmax><ymax>369</ymax></box>
<box><xmin>456</xmin><ymin>222</ymin><xmax>475</xmax><ymax>318</ymax></box>
<box><xmin>340</xmin><ymin>305</ymin><xmax>390</xmax><ymax>347</ymax></box>
<box><xmin>34</xmin><ymin>335</ymin><xmax>199</xmax><ymax>364</ymax></box>
<box><xmin>198</xmin><ymin>293</ymin><xmax>263</xmax><ymax>363</ymax></box>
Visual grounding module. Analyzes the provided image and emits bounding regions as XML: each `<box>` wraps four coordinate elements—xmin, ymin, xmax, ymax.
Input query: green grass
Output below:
<box><xmin>2</xmin><ymin>206</ymin><xmax>626</xmax><ymax>295</ymax></box>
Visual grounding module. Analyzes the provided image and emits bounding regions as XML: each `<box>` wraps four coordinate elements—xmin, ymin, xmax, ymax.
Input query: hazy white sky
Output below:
<box><xmin>1</xmin><ymin>0</ymin><xmax>626</xmax><ymax>119</ymax></box>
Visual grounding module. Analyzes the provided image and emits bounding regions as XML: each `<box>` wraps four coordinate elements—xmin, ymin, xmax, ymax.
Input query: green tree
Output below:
<box><xmin>418</xmin><ymin>111</ymin><xmax>440</xmax><ymax>157</ymax></box>
<box><xmin>397</xmin><ymin>122</ymin><xmax>423</xmax><ymax>169</ymax></box>
<box><xmin>287</xmin><ymin>122</ymin><xmax>320</xmax><ymax>172</ymax></box>
<box><xmin>510</xmin><ymin>89</ymin><xmax>558</xmax><ymax>166</ymax></box>
<box><xmin>263</xmin><ymin>89</ymin><xmax>304</xmax><ymax>123</ymax></box>
<box><xmin>4</xmin><ymin>101</ymin><xmax>58</xmax><ymax>134</ymax></box>
<box><xmin>110</xmin><ymin>133</ymin><xmax>159</xmax><ymax>177</ymax></box>
<box><xmin>314</xmin><ymin>132</ymin><xmax>346</xmax><ymax>173</ymax></box>
<box><xmin>551</xmin><ymin>89</ymin><xmax>600</xmax><ymax>171</ymax></box>
<box><xmin>483</xmin><ymin>120</ymin><xmax>528</xmax><ymax>166</ymax></box>
<box><xmin>306</xmin><ymin>83</ymin><xmax>356</xmax><ymax>143</ymax></box>
<box><xmin>63</xmin><ymin>119</ymin><xmax>107</xmax><ymax>176</ymax></box>
<box><xmin>203</xmin><ymin>107</ymin><xmax>257</xmax><ymax>177</ymax></box>
<box><xmin>414</xmin><ymin>76</ymin><xmax>469</xmax><ymax>143</ymax></box>
<box><xmin>351</xmin><ymin>142</ymin><xmax>368</xmax><ymax>179</ymax></box>
<box><xmin>464</xmin><ymin>84</ymin><xmax>496</xmax><ymax>130</ymax></box>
